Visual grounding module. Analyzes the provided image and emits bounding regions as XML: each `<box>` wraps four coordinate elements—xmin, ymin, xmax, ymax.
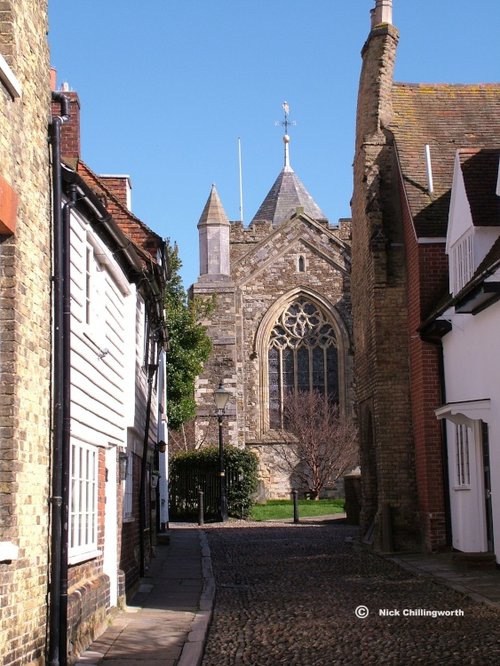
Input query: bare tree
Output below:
<box><xmin>168</xmin><ymin>415</ymin><xmax>219</xmax><ymax>455</ymax></box>
<box><xmin>271</xmin><ymin>391</ymin><xmax>358</xmax><ymax>499</ymax></box>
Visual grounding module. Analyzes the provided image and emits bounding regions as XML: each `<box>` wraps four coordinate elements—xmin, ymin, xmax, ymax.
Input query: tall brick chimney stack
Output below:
<box><xmin>50</xmin><ymin>69</ymin><xmax>81</xmax><ymax>161</ymax></box>
<box><xmin>356</xmin><ymin>0</ymin><xmax>398</xmax><ymax>149</ymax></box>
<box><xmin>371</xmin><ymin>0</ymin><xmax>392</xmax><ymax>28</ymax></box>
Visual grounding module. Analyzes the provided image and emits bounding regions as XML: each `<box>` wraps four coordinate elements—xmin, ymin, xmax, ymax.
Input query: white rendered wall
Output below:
<box><xmin>441</xmin><ymin>301</ymin><xmax>500</xmax><ymax>560</ymax></box>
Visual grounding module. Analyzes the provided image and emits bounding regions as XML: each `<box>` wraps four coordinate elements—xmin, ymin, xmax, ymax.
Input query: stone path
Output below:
<box><xmin>202</xmin><ymin>519</ymin><xmax>500</xmax><ymax>665</ymax></box>
<box><xmin>77</xmin><ymin>527</ymin><xmax>211</xmax><ymax>666</ymax></box>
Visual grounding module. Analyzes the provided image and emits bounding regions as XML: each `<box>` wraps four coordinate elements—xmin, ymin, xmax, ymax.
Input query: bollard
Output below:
<box><xmin>292</xmin><ymin>489</ymin><xmax>299</xmax><ymax>524</ymax></box>
<box><xmin>198</xmin><ymin>490</ymin><xmax>204</xmax><ymax>526</ymax></box>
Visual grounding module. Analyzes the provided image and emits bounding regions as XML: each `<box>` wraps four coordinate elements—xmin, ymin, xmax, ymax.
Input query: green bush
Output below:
<box><xmin>169</xmin><ymin>446</ymin><xmax>259</xmax><ymax>519</ymax></box>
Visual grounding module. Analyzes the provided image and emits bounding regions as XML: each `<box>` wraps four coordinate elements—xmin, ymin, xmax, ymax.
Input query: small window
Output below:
<box><xmin>298</xmin><ymin>255</ymin><xmax>306</xmax><ymax>273</ymax></box>
<box><xmin>69</xmin><ymin>442</ymin><xmax>99</xmax><ymax>559</ymax></box>
<box><xmin>84</xmin><ymin>240</ymin><xmax>106</xmax><ymax>334</ymax></box>
<box><xmin>452</xmin><ymin>234</ymin><xmax>474</xmax><ymax>295</ymax></box>
<box><xmin>456</xmin><ymin>424</ymin><xmax>470</xmax><ymax>486</ymax></box>
<box><xmin>122</xmin><ymin>453</ymin><xmax>134</xmax><ymax>521</ymax></box>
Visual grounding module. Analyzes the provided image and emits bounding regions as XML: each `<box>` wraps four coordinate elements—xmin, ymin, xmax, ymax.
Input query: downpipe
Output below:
<box><xmin>48</xmin><ymin>92</ymin><xmax>70</xmax><ymax>666</ymax></box>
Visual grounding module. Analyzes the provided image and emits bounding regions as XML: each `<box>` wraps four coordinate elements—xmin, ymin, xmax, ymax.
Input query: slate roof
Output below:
<box><xmin>390</xmin><ymin>83</ymin><xmax>500</xmax><ymax>238</ymax></box>
<box><xmin>251</xmin><ymin>166</ymin><xmax>328</xmax><ymax>227</ymax></box>
<box><xmin>458</xmin><ymin>148</ymin><xmax>500</xmax><ymax>228</ymax></box>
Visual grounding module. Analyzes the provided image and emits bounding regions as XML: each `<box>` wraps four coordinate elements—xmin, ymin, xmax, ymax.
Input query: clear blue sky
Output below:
<box><xmin>48</xmin><ymin>0</ymin><xmax>500</xmax><ymax>288</ymax></box>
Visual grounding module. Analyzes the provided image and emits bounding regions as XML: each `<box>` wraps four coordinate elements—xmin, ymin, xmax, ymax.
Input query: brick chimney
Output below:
<box><xmin>371</xmin><ymin>0</ymin><xmax>392</xmax><ymax>28</ymax></box>
<box><xmin>50</xmin><ymin>70</ymin><xmax>81</xmax><ymax>161</ymax></box>
<box><xmin>356</xmin><ymin>1</ymin><xmax>398</xmax><ymax>148</ymax></box>
<box><xmin>99</xmin><ymin>175</ymin><xmax>133</xmax><ymax>211</ymax></box>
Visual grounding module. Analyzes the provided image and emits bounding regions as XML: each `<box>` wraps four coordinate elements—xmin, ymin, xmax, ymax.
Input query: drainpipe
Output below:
<box><xmin>59</xmin><ymin>185</ymin><xmax>76</xmax><ymax>661</ymax></box>
<box><xmin>48</xmin><ymin>92</ymin><xmax>70</xmax><ymax>666</ymax></box>
<box><xmin>139</xmin><ymin>348</ymin><xmax>159</xmax><ymax>578</ymax></box>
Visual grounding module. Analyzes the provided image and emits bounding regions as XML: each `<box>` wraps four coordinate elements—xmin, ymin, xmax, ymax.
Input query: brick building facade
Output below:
<box><xmin>351</xmin><ymin>0</ymin><xmax>500</xmax><ymax>552</ymax></box>
<box><xmin>0</xmin><ymin>4</ymin><xmax>167</xmax><ymax>659</ymax></box>
<box><xmin>192</xmin><ymin>132</ymin><xmax>354</xmax><ymax>497</ymax></box>
<box><xmin>0</xmin><ymin>2</ymin><xmax>52</xmax><ymax>664</ymax></box>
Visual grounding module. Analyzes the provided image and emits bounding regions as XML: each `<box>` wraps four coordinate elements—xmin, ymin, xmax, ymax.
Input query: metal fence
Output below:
<box><xmin>169</xmin><ymin>465</ymin><xmax>242</xmax><ymax>520</ymax></box>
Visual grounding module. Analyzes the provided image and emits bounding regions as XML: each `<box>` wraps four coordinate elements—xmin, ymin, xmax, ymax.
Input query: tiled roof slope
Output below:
<box><xmin>459</xmin><ymin>148</ymin><xmax>500</xmax><ymax>227</ymax></box>
<box><xmin>252</xmin><ymin>166</ymin><xmax>328</xmax><ymax>227</ymax></box>
<box><xmin>391</xmin><ymin>83</ymin><xmax>500</xmax><ymax>237</ymax></box>
<box><xmin>74</xmin><ymin>159</ymin><xmax>163</xmax><ymax>262</ymax></box>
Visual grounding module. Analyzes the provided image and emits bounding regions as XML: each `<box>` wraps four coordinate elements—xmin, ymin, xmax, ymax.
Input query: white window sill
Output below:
<box><xmin>68</xmin><ymin>549</ymin><xmax>102</xmax><ymax>565</ymax></box>
<box><xmin>0</xmin><ymin>541</ymin><xmax>19</xmax><ymax>562</ymax></box>
<box><xmin>452</xmin><ymin>485</ymin><xmax>471</xmax><ymax>491</ymax></box>
<box><xmin>0</xmin><ymin>55</ymin><xmax>21</xmax><ymax>99</ymax></box>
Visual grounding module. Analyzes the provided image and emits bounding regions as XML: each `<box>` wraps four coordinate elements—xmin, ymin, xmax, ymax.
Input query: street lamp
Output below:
<box><xmin>214</xmin><ymin>382</ymin><xmax>230</xmax><ymax>522</ymax></box>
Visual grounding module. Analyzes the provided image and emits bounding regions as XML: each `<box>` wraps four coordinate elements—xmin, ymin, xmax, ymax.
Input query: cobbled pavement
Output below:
<box><xmin>201</xmin><ymin>519</ymin><xmax>500</xmax><ymax>666</ymax></box>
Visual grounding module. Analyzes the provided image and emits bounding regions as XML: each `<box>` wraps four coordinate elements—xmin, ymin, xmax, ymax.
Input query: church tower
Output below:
<box><xmin>192</xmin><ymin>108</ymin><xmax>354</xmax><ymax>498</ymax></box>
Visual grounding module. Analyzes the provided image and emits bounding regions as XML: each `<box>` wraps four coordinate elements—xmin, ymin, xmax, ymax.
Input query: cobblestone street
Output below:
<box><xmin>202</xmin><ymin>520</ymin><xmax>500</xmax><ymax>665</ymax></box>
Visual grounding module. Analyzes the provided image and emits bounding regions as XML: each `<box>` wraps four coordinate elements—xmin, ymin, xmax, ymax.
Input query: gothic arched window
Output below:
<box><xmin>268</xmin><ymin>298</ymin><xmax>338</xmax><ymax>428</ymax></box>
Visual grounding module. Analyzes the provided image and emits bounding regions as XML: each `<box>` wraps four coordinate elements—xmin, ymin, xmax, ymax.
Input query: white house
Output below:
<box><xmin>433</xmin><ymin>148</ymin><xmax>500</xmax><ymax>559</ymax></box>
<box><xmin>52</xmin><ymin>86</ymin><xmax>168</xmax><ymax>659</ymax></box>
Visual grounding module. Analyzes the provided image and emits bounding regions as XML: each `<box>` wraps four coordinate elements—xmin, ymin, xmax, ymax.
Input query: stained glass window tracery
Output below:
<box><xmin>268</xmin><ymin>298</ymin><xmax>338</xmax><ymax>428</ymax></box>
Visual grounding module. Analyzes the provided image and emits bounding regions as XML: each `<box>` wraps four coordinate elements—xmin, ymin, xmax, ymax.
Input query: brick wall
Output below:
<box><xmin>120</xmin><ymin>452</ymin><xmax>142</xmax><ymax>596</ymax></box>
<box><xmin>401</xmin><ymin>180</ymin><xmax>449</xmax><ymax>550</ymax></box>
<box><xmin>0</xmin><ymin>2</ymin><xmax>51</xmax><ymax>664</ymax></box>
<box><xmin>352</xmin><ymin>21</ymin><xmax>421</xmax><ymax>550</ymax></box>
<box><xmin>52</xmin><ymin>90</ymin><xmax>81</xmax><ymax>160</ymax></box>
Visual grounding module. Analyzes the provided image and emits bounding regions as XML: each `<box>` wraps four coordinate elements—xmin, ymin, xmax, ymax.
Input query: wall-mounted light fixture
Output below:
<box><xmin>118</xmin><ymin>451</ymin><xmax>129</xmax><ymax>482</ymax></box>
<box><xmin>151</xmin><ymin>471</ymin><xmax>160</xmax><ymax>489</ymax></box>
<box><xmin>156</xmin><ymin>440</ymin><xmax>167</xmax><ymax>453</ymax></box>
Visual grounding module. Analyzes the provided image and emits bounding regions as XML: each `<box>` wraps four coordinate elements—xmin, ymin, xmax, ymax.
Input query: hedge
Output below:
<box><xmin>169</xmin><ymin>445</ymin><xmax>259</xmax><ymax>520</ymax></box>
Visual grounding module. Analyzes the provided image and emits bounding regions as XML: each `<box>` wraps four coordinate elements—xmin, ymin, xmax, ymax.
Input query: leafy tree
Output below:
<box><xmin>165</xmin><ymin>243</ymin><xmax>212</xmax><ymax>430</ymax></box>
<box><xmin>272</xmin><ymin>390</ymin><xmax>358</xmax><ymax>499</ymax></box>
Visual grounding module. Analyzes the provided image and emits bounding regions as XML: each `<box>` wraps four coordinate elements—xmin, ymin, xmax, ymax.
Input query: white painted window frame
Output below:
<box><xmin>69</xmin><ymin>441</ymin><xmax>100</xmax><ymax>563</ymax></box>
<box><xmin>452</xmin><ymin>233</ymin><xmax>474</xmax><ymax>295</ymax></box>
<box><xmin>455</xmin><ymin>423</ymin><xmax>471</xmax><ymax>487</ymax></box>
<box><xmin>83</xmin><ymin>237</ymin><xmax>107</xmax><ymax>347</ymax></box>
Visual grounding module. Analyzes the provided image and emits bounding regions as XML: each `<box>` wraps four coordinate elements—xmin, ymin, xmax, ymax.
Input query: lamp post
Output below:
<box><xmin>214</xmin><ymin>382</ymin><xmax>230</xmax><ymax>522</ymax></box>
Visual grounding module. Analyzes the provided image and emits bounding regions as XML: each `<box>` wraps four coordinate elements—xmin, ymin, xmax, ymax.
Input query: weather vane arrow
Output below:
<box><xmin>275</xmin><ymin>101</ymin><xmax>296</xmax><ymax>169</ymax></box>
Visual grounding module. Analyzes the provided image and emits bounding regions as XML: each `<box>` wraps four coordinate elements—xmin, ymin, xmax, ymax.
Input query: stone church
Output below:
<box><xmin>192</xmin><ymin>124</ymin><xmax>353</xmax><ymax>497</ymax></box>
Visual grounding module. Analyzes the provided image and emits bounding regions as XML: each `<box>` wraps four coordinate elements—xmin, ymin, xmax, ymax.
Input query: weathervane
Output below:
<box><xmin>275</xmin><ymin>101</ymin><xmax>296</xmax><ymax>169</ymax></box>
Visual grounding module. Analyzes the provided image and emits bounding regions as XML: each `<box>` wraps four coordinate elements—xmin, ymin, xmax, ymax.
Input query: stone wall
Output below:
<box><xmin>0</xmin><ymin>1</ymin><xmax>51</xmax><ymax>664</ymax></box>
<box><xmin>194</xmin><ymin>213</ymin><xmax>354</xmax><ymax>498</ymax></box>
